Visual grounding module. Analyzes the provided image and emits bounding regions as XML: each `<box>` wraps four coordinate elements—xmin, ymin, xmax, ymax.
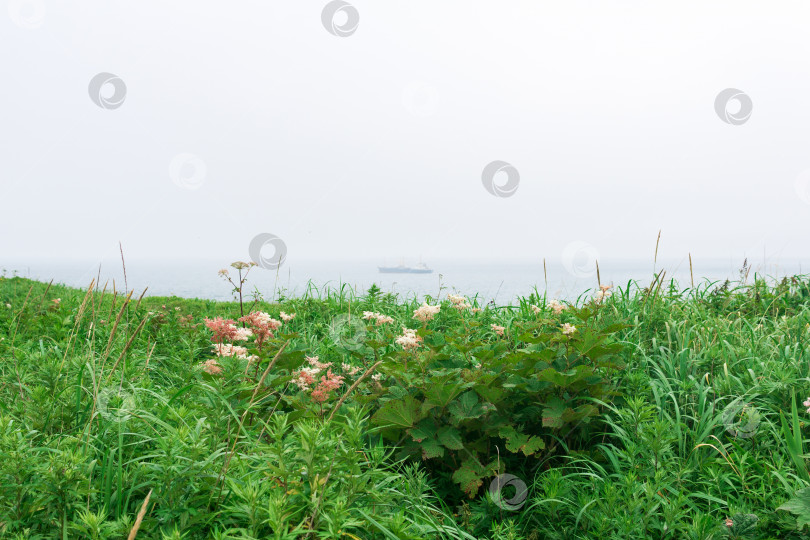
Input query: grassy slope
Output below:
<box><xmin>2</xmin><ymin>274</ymin><xmax>810</xmax><ymax>539</ymax></box>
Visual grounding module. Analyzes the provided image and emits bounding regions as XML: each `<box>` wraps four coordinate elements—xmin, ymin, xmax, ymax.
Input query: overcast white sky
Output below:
<box><xmin>3</xmin><ymin>1</ymin><xmax>810</xmax><ymax>268</ymax></box>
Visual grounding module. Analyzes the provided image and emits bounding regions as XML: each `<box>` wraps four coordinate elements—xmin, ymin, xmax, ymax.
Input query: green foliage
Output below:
<box><xmin>370</xmin><ymin>301</ymin><xmax>626</xmax><ymax>500</ymax></box>
<box><xmin>4</xmin><ymin>270</ymin><xmax>810</xmax><ymax>539</ymax></box>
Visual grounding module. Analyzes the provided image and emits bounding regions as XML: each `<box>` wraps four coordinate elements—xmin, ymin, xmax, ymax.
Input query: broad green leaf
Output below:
<box><xmin>542</xmin><ymin>397</ymin><xmax>566</xmax><ymax>428</ymax></box>
<box><xmin>371</xmin><ymin>396</ymin><xmax>423</xmax><ymax>429</ymax></box>
<box><xmin>437</xmin><ymin>426</ymin><xmax>465</xmax><ymax>450</ymax></box>
<box><xmin>407</xmin><ymin>419</ymin><xmax>437</xmax><ymax>443</ymax></box>
<box><xmin>498</xmin><ymin>426</ymin><xmax>545</xmax><ymax>456</ymax></box>
<box><xmin>424</xmin><ymin>375</ymin><xmax>466</xmax><ymax>409</ymax></box>
<box><xmin>452</xmin><ymin>459</ymin><xmax>484</xmax><ymax>498</ymax></box>
<box><xmin>420</xmin><ymin>437</ymin><xmax>445</xmax><ymax>459</ymax></box>
<box><xmin>448</xmin><ymin>391</ymin><xmax>486</xmax><ymax>421</ymax></box>
<box><xmin>778</xmin><ymin>488</ymin><xmax>810</xmax><ymax>530</ymax></box>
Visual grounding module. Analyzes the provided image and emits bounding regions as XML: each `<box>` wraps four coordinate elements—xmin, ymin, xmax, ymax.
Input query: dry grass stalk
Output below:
<box><xmin>102</xmin><ymin>291</ymin><xmax>133</xmax><ymax>362</ymax></box>
<box><xmin>59</xmin><ymin>279</ymin><xmax>96</xmax><ymax>372</ymax></box>
<box><xmin>135</xmin><ymin>287</ymin><xmax>149</xmax><ymax>310</ymax></box>
<box><xmin>105</xmin><ymin>315</ymin><xmax>148</xmax><ymax>383</ymax></box>
<box><xmin>327</xmin><ymin>360</ymin><xmax>383</xmax><ymax>422</ymax></box>
<box><xmin>127</xmin><ymin>489</ymin><xmax>153</xmax><ymax>540</ymax></box>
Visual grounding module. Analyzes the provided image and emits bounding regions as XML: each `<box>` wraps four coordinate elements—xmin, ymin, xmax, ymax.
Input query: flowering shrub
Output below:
<box><xmin>196</xmin><ymin>269</ymin><xmax>628</xmax><ymax>500</ymax></box>
<box><xmin>369</xmin><ymin>296</ymin><xmax>627</xmax><ymax>498</ymax></box>
<box><xmin>194</xmin><ymin>281</ymin><xmax>627</xmax><ymax>500</ymax></box>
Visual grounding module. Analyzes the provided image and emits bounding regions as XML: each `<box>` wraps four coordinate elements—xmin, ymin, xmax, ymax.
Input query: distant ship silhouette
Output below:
<box><xmin>378</xmin><ymin>259</ymin><xmax>433</xmax><ymax>274</ymax></box>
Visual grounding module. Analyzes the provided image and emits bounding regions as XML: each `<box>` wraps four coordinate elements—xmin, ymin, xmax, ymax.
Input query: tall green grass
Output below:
<box><xmin>2</xmin><ymin>271</ymin><xmax>810</xmax><ymax>538</ymax></box>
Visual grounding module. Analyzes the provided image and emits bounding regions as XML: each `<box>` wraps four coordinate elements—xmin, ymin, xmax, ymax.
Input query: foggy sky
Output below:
<box><xmin>3</xmin><ymin>1</ymin><xmax>810</xmax><ymax>269</ymax></box>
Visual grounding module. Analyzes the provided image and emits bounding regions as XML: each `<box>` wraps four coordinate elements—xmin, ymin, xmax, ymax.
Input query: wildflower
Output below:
<box><xmin>231</xmin><ymin>261</ymin><xmax>256</xmax><ymax>270</ymax></box>
<box><xmin>362</xmin><ymin>311</ymin><xmax>394</xmax><ymax>325</ymax></box>
<box><xmin>413</xmin><ymin>303</ymin><xmax>440</xmax><ymax>323</ymax></box>
<box><xmin>53</xmin><ymin>298</ymin><xmax>61</xmax><ymax>305</ymax></box>
<box><xmin>471</xmin><ymin>307</ymin><xmax>482</xmax><ymax>314</ymax></box>
<box><xmin>202</xmin><ymin>359</ymin><xmax>222</xmax><ymax>375</ymax></box>
<box><xmin>294</xmin><ymin>366</ymin><xmax>321</xmax><ymax>390</ymax></box>
<box><xmin>491</xmin><ymin>324</ymin><xmax>505</xmax><ymax>336</ymax></box>
<box><xmin>396</xmin><ymin>327</ymin><xmax>423</xmax><ymax>350</ymax></box>
<box><xmin>239</xmin><ymin>311</ymin><xmax>282</xmax><ymax>347</ymax></box>
<box><xmin>724</xmin><ymin>518</ymin><xmax>733</xmax><ymax>528</ymax></box>
<box><xmin>234</xmin><ymin>327</ymin><xmax>253</xmax><ymax>341</ymax></box>
<box><xmin>217</xmin><ymin>268</ymin><xmax>230</xmax><ymax>278</ymax></box>
<box><xmin>280</xmin><ymin>311</ymin><xmax>296</xmax><ymax>322</ymax></box>
<box><xmin>561</xmin><ymin>323</ymin><xmax>577</xmax><ymax>335</ymax></box>
<box><xmin>174</xmin><ymin>306</ymin><xmax>181</xmax><ymax>311</ymax></box>
<box><xmin>595</xmin><ymin>284</ymin><xmax>613</xmax><ymax>302</ymax></box>
<box><xmin>371</xmin><ymin>372</ymin><xmax>384</xmax><ymax>382</ymax></box>
<box><xmin>803</xmin><ymin>397</ymin><xmax>810</xmax><ymax>414</ymax></box>
<box><xmin>342</xmin><ymin>363</ymin><xmax>361</xmax><ymax>376</ymax></box>
<box><xmin>5</xmin><ymin>303</ymin><xmax>11</xmax><ymax>308</ymax></box>
<box><xmin>448</xmin><ymin>294</ymin><xmax>471</xmax><ymax>310</ymax></box>
<box><xmin>548</xmin><ymin>299</ymin><xmax>566</xmax><ymax>315</ymax></box>
<box><xmin>530</xmin><ymin>304</ymin><xmax>541</xmax><ymax>314</ymax></box>
<box><xmin>307</xmin><ymin>355</ymin><xmax>332</xmax><ymax>370</ymax></box>
<box><xmin>204</xmin><ymin>317</ymin><xmax>240</xmax><ymax>343</ymax></box>
<box><xmin>214</xmin><ymin>343</ymin><xmax>249</xmax><ymax>358</ymax></box>
<box><xmin>310</xmin><ymin>370</ymin><xmax>345</xmax><ymax>402</ymax></box>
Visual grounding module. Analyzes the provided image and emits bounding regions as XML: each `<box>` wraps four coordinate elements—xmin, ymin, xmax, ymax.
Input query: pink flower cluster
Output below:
<box><xmin>413</xmin><ymin>303</ymin><xmax>440</xmax><ymax>323</ymax></box>
<box><xmin>447</xmin><ymin>294</ymin><xmax>471</xmax><ymax>310</ymax></box>
<box><xmin>204</xmin><ymin>317</ymin><xmax>242</xmax><ymax>344</ymax></box>
<box><xmin>294</xmin><ymin>367</ymin><xmax>322</xmax><ymax>390</ymax></box>
<box><xmin>293</xmin><ymin>360</ymin><xmax>345</xmax><ymax>403</ymax></box>
<box><xmin>311</xmin><ymin>370</ymin><xmax>345</xmax><ymax>403</ymax></box>
<box><xmin>214</xmin><ymin>343</ymin><xmax>249</xmax><ymax>358</ymax></box>
<box><xmin>306</xmin><ymin>355</ymin><xmax>332</xmax><ymax>370</ymax></box>
<box><xmin>595</xmin><ymin>284</ymin><xmax>613</xmax><ymax>302</ymax></box>
<box><xmin>396</xmin><ymin>327</ymin><xmax>423</xmax><ymax>350</ymax></box>
<box><xmin>362</xmin><ymin>311</ymin><xmax>394</xmax><ymax>325</ymax></box>
<box><xmin>561</xmin><ymin>323</ymin><xmax>577</xmax><ymax>335</ymax></box>
<box><xmin>342</xmin><ymin>363</ymin><xmax>361</xmax><ymax>375</ymax></box>
<box><xmin>202</xmin><ymin>359</ymin><xmax>222</xmax><ymax>375</ymax></box>
<box><xmin>280</xmin><ymin>311</ymin><xmax>296</xmax><ymax>322</ymax></box>
<box><xmin>803</xmin><ymin>397</ymin><xmax>810</xmax><ymax>414</ymax></box>
<box><xmin>238</xmin><ymin>311</ymin><xmax>282</xmax><ymax>348</ymax></box>
<box><xmin>491</xmin><ymin>324</ymin><xmax>505</xmax><ymax>336</ymax></box>
<box><xmin>548</xmin><ymin>299</ymin><xmax>566</xmax><ymax>315</ymax></box>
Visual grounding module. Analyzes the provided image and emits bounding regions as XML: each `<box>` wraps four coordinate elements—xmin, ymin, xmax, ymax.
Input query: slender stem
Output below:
<box><xmin>327</xmin><ymin>360</ymin><xmax>383</xmax><ymax>423</ymax></box>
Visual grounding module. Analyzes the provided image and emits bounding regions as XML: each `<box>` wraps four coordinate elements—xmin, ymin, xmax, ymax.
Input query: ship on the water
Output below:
<box><xmin>378</xmin><ymin>261</ymin><xmax>434</xmax><ymax>274</ymax></box>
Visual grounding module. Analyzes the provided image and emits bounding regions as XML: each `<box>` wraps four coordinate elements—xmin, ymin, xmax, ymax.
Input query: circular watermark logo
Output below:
<box><xmin>721</xmin><ymin>399</ymin><xmax>760</xmax><ymax>439</ymax></box>
<box><xmin>402</xmin><ymin>81</ymin><xmax>439</xmax><ymax>117</ymax></box>
<box><xmin>249</xmin><ymin>233</ymin><xmax>287</xmax><ymax>270</ymax></box>
<box><xmin>8</xmin><ymin>0</ymin><xmax>45</xmax><ymax>29</ymax></box>
<box><xmin>489</xmin><ymin>474</ymin><xmax>528</xmax><ymax>511</ymax></box>
<box><xmin>714</xmin><ymin>88</ymin><xmax>752</xmax><ymax>126</ymax></box>
<box><xmin>97</xmin><ymin>387</ymin><xmax>136</xmax><ymax>423</ymax></box>
<box><xmin>794</xmin><ymin>169</ymin><xmax>810</xmax><ymax>205</ymax></box>
<box><xmin>169</xmin><ymin>153</ymin><xmax>206</xmax><ymax>190</ymax></box>
<box><xmin>328</xmin><ymin>313</ymin><xmax>367</xmax><ymax>350</ymax></box>
<box><xmin>321</xmin><ymin>0</ymin><xmax>359</xmax><ymax>37</ymax></box>
<box><xmin>482</xmin><ymin>160</ymin><xmax>519</xmax><ymax>198</ymax></box>
<box><xmin>88</xmin><ymin>72</ymin><xmax>127</xmax><ymax>110</ymax></box>
<box><xmin>561</xmin><ymin>241</ymin><xmax>600</xmax><ymax>278</ymax></box>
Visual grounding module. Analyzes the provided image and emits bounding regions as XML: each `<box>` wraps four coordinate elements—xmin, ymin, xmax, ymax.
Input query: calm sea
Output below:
<box><xmin>0</xmin><ymin>257</ymin><xmax>806</xmax><ymax>305</ymax></box>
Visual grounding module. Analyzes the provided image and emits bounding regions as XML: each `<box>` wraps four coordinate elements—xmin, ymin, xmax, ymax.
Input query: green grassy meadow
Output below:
<box><xmin>3</xmin><ymin>270</ymin><xmax>810</xmax><ymax>539</ymax></box>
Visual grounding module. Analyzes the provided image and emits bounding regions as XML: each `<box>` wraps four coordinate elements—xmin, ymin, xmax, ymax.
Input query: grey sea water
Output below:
<box><xmin>1</xmin><ymin>257</ymin><xmax>806</xmax><ymax>305</ymax></box>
